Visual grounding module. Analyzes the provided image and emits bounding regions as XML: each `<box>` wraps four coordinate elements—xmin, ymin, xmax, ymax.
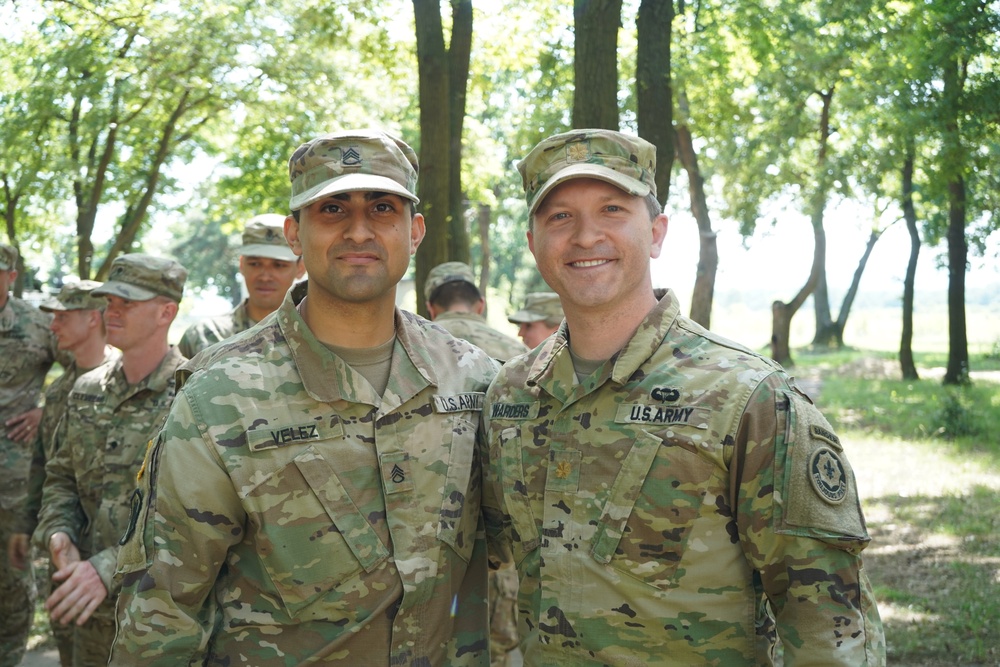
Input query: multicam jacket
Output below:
<box><xmin>0</xmin><ymin>296</ymin><xmax>58</xmax><ymax>512</ymax></box>
<box><xmin>177</xmin><ymin>299</ymin><xmax>256</xmax><ymax>358</ymax></box>
<box><xmin>481</xmin><ymin>290</ymin><xmax>885</xmax><ymax>666</ymax></box>
<box><xmin>17</xmin><ymin>347</ymin><xmax>120</xmax><ymax>536</ymax></box>
<box><xmin>110</xmin><ymin>290</ymin><xmax>499</xmax><ymax>666</ymax></box>
<box><xmin>432</xmin><ymin>311</ymin><xmax>528</xmax><ymax>362</ymax></box>
<box><xmin>35</xmin><ymin>346</ymin><xmax>185</xmax><ymax>617</ymax></box>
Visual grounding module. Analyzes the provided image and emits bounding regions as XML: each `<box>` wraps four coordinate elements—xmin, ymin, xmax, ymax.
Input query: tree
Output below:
<box><xmin>572</xmin><ymin>0</ymin><xmax>623</xmax><ymax>128</ymax></box>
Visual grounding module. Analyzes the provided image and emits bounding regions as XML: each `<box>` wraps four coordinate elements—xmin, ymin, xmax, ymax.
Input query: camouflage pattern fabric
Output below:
<box><xmin>110</xmin><ymin>289</ymin><xmax>499</xmax><ymax>666</ymax></box>
<box><xmin>432</xmin><ymin>311</ymin><xmax>527</xmax><ymax>363</ymax></box>
<box><xmin>1</xmin><ymin>295</ymin><xmax>57</xmax><ymax>666</ymax></box>
<box><xmin>34</xmin><ymin>346</ymin><xmax>185</xmax><ymax>637</ymax></box>
<box><xmin>481</xmin><ymin>290</ymin><xmax>886</xmax><ymax>665</ymax></box>
<box><xmin>177</xmin><ymin>299</ymin><xmax>256</xmax><ymax>359</ymax></box>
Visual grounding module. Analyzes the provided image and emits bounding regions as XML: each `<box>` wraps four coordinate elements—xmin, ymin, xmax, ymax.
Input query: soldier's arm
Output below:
<box><xmin>15</xmin><ymin>430</ymin><xmax>47</xmax><ymax>536</ymax></box>
<box><xmin>34</xmin><ymin>413</ymin><xmax>84</xmax><ymax>550</ymax></box>
<box><xmin>110</xmin><ymin>391</ymin><xmax>244</xmax><ymax>664</ymax></box>
<box><xmin>733</xmin><ymin>375</ymin><xmax>885</xmax><ymax>666</ymax></box>
<box><xmin>479</xmin><ymin>386</ymin><xmax>514</xmax><ymax>570</ymax></box>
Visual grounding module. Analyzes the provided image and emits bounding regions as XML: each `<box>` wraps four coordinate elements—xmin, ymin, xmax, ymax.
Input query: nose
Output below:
<box><xmin>570</xmin><ymin>212</ymin><xmax>605</xmax><ymax>247</ymax></box>
<box><xmin>342</xmin><ymin>211</ymin><xmax>376</xmax><ymax>243</ymax></box>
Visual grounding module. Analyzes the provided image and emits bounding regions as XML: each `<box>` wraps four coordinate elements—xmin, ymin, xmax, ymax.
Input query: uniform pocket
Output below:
<box><xmin>496</xmin><ymin>427</ymin><xmax>540</xmax><ymax>566</ymax></box>
<box><xmin>244</xmin><ymin>444</ymin><xmax>390</xmax><ymax>615</ymax></box>
<box><xmin>436</xmin><ymin>416</ymin><xmax>478</xmax><ymax>563</ymax></box>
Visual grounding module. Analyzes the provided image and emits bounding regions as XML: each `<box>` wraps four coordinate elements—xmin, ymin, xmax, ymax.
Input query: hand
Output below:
<box><xmin>6</xmin><ymin>407</ymin><xmax>43</xmax><ymax>444</ymax></box>
<box><xmin>7</xmin><ymin>533</ymin><xmax>29</xmax><ymax>570</ymax></box>
<box><xmin>47</xmin><ymin>558</ymin><xmax>108</xmax><ymax>626</ymax></box>
<box><xmin>48</xmin><ymin>532</ymin><xmax>81</xmax><ymax>571</ymax></box>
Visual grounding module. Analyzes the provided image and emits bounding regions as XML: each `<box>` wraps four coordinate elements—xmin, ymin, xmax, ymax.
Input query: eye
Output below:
<box><xmin>373</xmin><ymin>201</ymin><xmax>395</xmax><ymax>213</ymax></box>
<box><xmin>319</xmin><ymin>201</ymin><xmax>343</xmax><ymax>214</ymax></box>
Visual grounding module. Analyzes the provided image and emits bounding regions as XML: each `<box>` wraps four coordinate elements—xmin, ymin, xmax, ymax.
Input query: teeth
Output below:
<box><xmin>572</xmin><ymin>259</ymin><xmax>607</xmax><ymax>268</ymax></box>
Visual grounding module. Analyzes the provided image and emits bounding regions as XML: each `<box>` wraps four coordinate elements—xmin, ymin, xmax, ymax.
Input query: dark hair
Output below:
<box><xmin>428</xmin><ymin>281</ymin><xmax>481</xmax><ymax>309</ymax></box>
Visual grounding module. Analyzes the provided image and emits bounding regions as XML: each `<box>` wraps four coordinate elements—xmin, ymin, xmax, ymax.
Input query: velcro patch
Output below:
<box><xmin>380</xmin><ymin>451</ymin><xmax>413</xmax><ymax>495</ymax></box>
<box><xmin>810</xmin><ymin>424</ymin><xmax>842</xmax><ymax>451</ymax></box>
<box><xmin>489</xmin><ymin>402</ymin><xmax>539</xmax><ymax>421</ymax></box>
<box><xmin>615</xmin><ymin>404</ymin><xmax>709</xmax><ymax>427</ymax></box>
<box><xmin>809</xmin><ymin>447</ymin><xmax>848</xmax><ymax>504</ymax></box>
<box><xmin>248</xmin><ymin>417</ymin><xmax>344</xmax><ymax>452</ymax></box>
<box><xmin>433</xmin><ymin>392</ymin><xmax>485</xmax><ymax>413</ymax></box>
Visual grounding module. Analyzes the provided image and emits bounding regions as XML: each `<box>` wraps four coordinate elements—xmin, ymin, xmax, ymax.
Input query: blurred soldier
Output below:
<box><xmin>8</xmin><ymin>281</ymin><xmax>117</xmax><ymax>667</ymax></box>
<box><xmin>425</xmin><ymin>261</ymin><xmax>527</xmax><ymax>362</ymax></box>
<box><xmin>178</xmin><ymin>214</ymin><xmax>304</xmax><ymax>358</ymax></box>
<box><xmin>0</xmin><ymin>242</ymin><xmax>60</xmax><ymax>667</ymax></box>
<box><xmin>424</xmin><ymin>261</ymin><xmax>524</xmax><ymax>666</ymax></box>
<box><xmin>481</xmin><ymin>129</ymin><xmax>886</xmax><ymax>664</ymax></box>
<box><xmin>111</xmin><ymin>129</ymin><xmax>497</xmax><ymax>665</ymax></box>
<box><xmin>35</xmin><ymin>254</ymin><xmax>187</xmax><ymax>667</ymax></box>
<box><xmin>506</xmin><ymin>291</ymin><xmax>563</xmax><ymax>349</ymax></box>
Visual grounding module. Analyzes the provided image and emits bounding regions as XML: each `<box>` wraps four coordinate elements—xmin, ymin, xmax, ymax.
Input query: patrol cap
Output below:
<box><xmin>240</xmin><ymin>214</ymin><xmax>297</xmax><ymax>261</ymax></box>
<box><xmin>0</xmin><ymin>243</ymin><xmax>17</xmax><ymax>271</ymax></box>
<box><xmin>92</xmin><ymin>254</ymin><xmax>188</xmax><ymax>303</ymax></box>
<box><xmin>288</xmin><ymin>129</ymin><xmax>420</xmax><ymax>211</ymax></box>
<box><xmin>40</xmin><ymin>280</ymin><xmax>107</xmax><ymax>312</ymax></box>
<box><xmin>508</xmin><ymin>292</ymin><xmax>564</xmax><ymax>326</ymax></box>
<box><xmin>424</xmin><ymin>261</ymin><xmax>478</xmax><ymax>301</ymax></box>
<box><xmin>517</xmin><ymin>129</ymin><xmax>657</xmax><ymax>215</ymax></box>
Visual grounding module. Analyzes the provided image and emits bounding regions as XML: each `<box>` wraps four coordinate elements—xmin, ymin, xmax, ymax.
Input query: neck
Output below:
<box><xmin>302</xmin><ymin>293</ymin><xmax>397</xmax><ymax>348</ymax></box>
<box><xmin>564</xmin><ymin>293</ymin><xmax>657</xmax><ymax>360</ymax></box>
<box><xmin>245</xmin><ymin>299</ymin><xmax>274</xmax><ymax>323</ymax></box>
<box><xmin>121</xmin><ymin>337</ymin><xmax>170</xmax><ymax>385</ymax></box>
<box><xmin>72</xmin><ymin>336</ymin><xmax>109</xmax><ymax>370</ymax></box>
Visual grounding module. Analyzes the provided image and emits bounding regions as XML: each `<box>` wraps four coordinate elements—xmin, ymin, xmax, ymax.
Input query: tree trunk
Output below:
<box><xmin>809</xmin><ymin>90</ymin><xmax>835</xmax><ymax>348</ymax></box>
<box><xmin>572</xmin><ymin>0</ymin><xmax>623</xmax><ymax>129</ymax></box>
<box><xmin>832</xmin><ymin>228</ymin><xmax>884</xmax><ymax>347</ymax></box>
<box><xmin>899</xmin><ymin>144</ymin><xmax>920</xmax><ymax>381</ymax></box>
<box><xmin>675</xmin><ymin>109</ymin><xmax>716</xmax><ymax>328</ymax></box>
<box><xmin>446</xmin><ymin>0</ymin><xmax>472</xmax><ymax>263</ymax></box>
<box><xmin>413</xmin><ymin>0</ymin><xmax>452</xmax><ymax>318</ymax></box>
<box><xmin>477</xmin><ymin>203</ymin><xmax>491</xmax><ymax>317</ymax></box>
<box><xmin>636</xmin><ymin>0</ymin><xmax>674</xmax><ymax>203</ymax></box>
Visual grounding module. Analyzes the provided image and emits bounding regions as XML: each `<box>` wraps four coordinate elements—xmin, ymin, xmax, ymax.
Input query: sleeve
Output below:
<box><xmin>108</xmin><ymin>390</ymin><xmax>245</xmax><ymax>665</ymax></box>
<box><xmin>479</xmin><ymin>386</ymin><xmax>513</xmax><ymax>570</ymax></box>
<box><xmin>15</xmin><ymin>432</ymin><xmax>46</xmax><ymax>535</ymax></box>
<box><xmin>34</xmin><ymin>412</ymin><xmax>84</xmax><ymax>549</ymax></box>
<box><xmin>733</xmin><ymin>374</ymin><xmax>886</xmax><ymax>666</ymax></box>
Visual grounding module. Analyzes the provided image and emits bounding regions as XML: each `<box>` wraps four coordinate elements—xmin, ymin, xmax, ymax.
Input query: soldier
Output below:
<box><xmin>110</xmin><ymin>129</ymin><xmax>498</xmax><ymax>665</ymax></box>
<box><xmin>506</xmin><ymin>291</ymin><xmax>563</xmax><ymax>349</ymax></box>
<box><xmin>423</xmin><ymin>261</ymin><xmax>524</xmax><ymax>667</ymax></box>
<box><xmin>178</xmin><ymin>213</ymin><xmax>304</xmax><ymax>358</ymax></box>
<box><xmin>8</xmin><ymin>281</ymin><xmax>118</xmax><ymax>667</ymax></box>
<box><xmin>425</xmin><ymin>261</ymin><xmax>527</xmax><ymax>362</ymax></box>
<box><xmin>34</xmin><ymin>254</ymin><xmax>187</xmax><ymax>666</ymax></box>
<box><xmin>480</xmin><ymin>129</ymin><xmax>886</xmax><ymax>664</ymax></box>
<box><xmin>0</xmin><ymin>242</ymin><xmax>60</xmax><ymax>667</ymax></box>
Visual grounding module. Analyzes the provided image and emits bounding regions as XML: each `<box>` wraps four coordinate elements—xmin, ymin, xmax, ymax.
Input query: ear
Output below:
<box><xmin>160</xmin><ymin>300</ymin><xmax>179</xmax><ymax>325</ymax></box>
<box><xmin>426</xmin><ymin>302</ymin><xmax>439</xmax><ymax>319</ymax></box>
<box><xmin>649</xmin><ymin>213</ymin><xmax>668</xmax><ymax>259</ymax></box>
<box><xmin>294</xmin><ymin>259</ymin><xmax>306</xmax><ymax>279</ymax></box>
<box><xmin>473</xmin><ymin>297</ymin><xmax>486</xmax><ymax>316</ymax></box>
<box><xmin>526</xmin><ymin>227</ymin><xmax>535</xmax><ymax>258</ymax></box>
<box><xmin>284</xmin><ymin>215</ymin><xmax>303</xmax><ymax>256</ymax></box>
<box><xmin>410</xmin><ymin>213</ymin><xmax>426</xmax><ymax>255</ymax></box>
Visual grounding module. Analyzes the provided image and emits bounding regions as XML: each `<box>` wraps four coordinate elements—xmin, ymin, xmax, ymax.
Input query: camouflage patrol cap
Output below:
<box><xmin>288</xmin><ymin>129</ymin><xmax>420</xmax><ymax>211</ymax></box>
<box><xmin>0</xmin><ymin>243</ymin><xmax>17</xmax><ymax>271</ymax></box>
<box><xmin>93</xmin><ymin>254</ymin><xmax>188</xmax><ymax>303</ymax></box>
<box><xmin>240</xmin><ymin>214</ymin><xmax>297</xmax><ymax>261</ymax></box>
<box><xmin>40</xmin><ymin>280</ymin><xmax>107</xmax><ymax>312</ymax></box>
<box><xmin>508</xmin><ymin>292</ymin><xmax>564</xmax><ymax>326</ymax></box>
<box><xmin>517</xmin><ymin>129</ymin><xmax>657</xmax><ymax>215</ymax></box>
<box><xmin>424</xmin><ymin>261</ymin><xmax>479</xmax><ymax>301</ymax></box>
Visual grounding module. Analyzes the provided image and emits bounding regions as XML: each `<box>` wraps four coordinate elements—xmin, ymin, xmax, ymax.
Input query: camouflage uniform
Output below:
<box><xmin>481</xmin><ymin>291</ymin><xmax>885</xmax><ymax>665</ymax></box>
<box><xmin>432</xmin><ymin>311</ymin><xmax>527</xmax><ymax>363</ymax></box>
<box><xmin>110</xmin><ymin>286</ymin><xmax>499</xmax><ymax>666</ymax></box>
<box><xmin>177</xmin><ymin>299</ymin><xmax>254</xmax><ymax>358</ymax></box>
<box><xmin>0</xmin><ymin>244</ymin><xmax>60</xmax><ymax>667</ymax></box>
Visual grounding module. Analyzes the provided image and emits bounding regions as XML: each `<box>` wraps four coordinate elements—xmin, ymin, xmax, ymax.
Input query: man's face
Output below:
<box><xmin>527</xmin><ymin>178</ymin><xmax>666</xmax><ymax>318</ymax></box>
<box><xmin>103</xmin><ymin>295</ymin><xmax>171</xmax><ymax>352</ymax></box>
<box><xmin>285</xmin><ymin>191</ymin><xmax>424</xmax><ymax>309</ymax></box>
<box><xmin>517</xmin><ymin>320</ymin><xmax>559</xmax><ymax>349</ymax></box>
<box><xmin>239</xmin><ymin>255</ymin><xmax>302</xmax><ymax>316</ymax></box>
<box><xmin>50</xmin><ymin>309</ymin><xmax>99</xmax><ymax>351</ymax></box>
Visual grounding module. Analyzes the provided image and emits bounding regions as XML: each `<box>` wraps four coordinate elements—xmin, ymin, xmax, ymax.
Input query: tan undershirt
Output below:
<box><xmin>324</xmin><ymin>336</ymin><xmax>396</xmax><ymax>396</ymax></box>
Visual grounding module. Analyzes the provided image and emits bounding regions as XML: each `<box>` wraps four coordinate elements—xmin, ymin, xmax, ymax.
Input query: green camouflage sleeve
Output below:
<box><xmin>111</xmin><ymin>390</ymin><xmax>239</xmax><ymax>663</ymax></box>
<box><xmin>478</xmin><ymin>404</ymin><xmax>512</xmax><ymax>571</ymax></box>
<box><xmin>34</xmin><ymin>414</ymin><xmax>83</xmax><ymax>549</ymax></box>
<box><xmin>735</xmin><ymin>375</ymin><xmax>885</xmax><ymax>664</ymax></box>
<box><xmin>15</xmin><ymin>433</ymin><xmax>45</xmax><ymax>535</ymax></box>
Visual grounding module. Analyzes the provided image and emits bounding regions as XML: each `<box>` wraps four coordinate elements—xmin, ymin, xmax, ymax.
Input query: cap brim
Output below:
<box><xmin>291</xmin><ymin>174</ymin><xmax>420</xmax><ymax>211</ymax></box>
<box><xmin>507</xmin><ymin>309</ymin><xmax>547</xmax><ymax>324</ymax></box>
<box><xmin>529</xmin><ymin>164</ymin><xmax>650</xmax><ymax>214</ymax></box>
<box><xmin>240</xmin><ymin>244</ymin><xmax>299</xmax><ymax>262</ymax></box>
<box><xmin>39</xmin><ymin>299</ymin><xmax>66</xmax><ymax>312</ymax></box>
<box><xmin>92</xmin><ymin>281</ymin><xmax>159</xmax><ymax>301</ymax></box>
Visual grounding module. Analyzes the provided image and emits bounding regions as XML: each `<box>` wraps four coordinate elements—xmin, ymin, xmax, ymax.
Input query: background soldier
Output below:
<box><xmin>8</xmin><ymin>281</ymin><xmax>117</xmax><ymax>667</ymax></box>
<box><xmin>0</xmin><ymin>242</ymin><xmax>61</xmax><ymax>667</ymax></box>
<box><xmin>111</xmin><ymin>129</ymin><xmax>498</xmax><ymax>665</ymax></box>
<box><xmin>424</xmin><ymin>261</ymin><xmax>527</xmax><ymax>362</ymax></box>
<box><xmin>35</xmin><ymin>254</ymin><xmax>187</xmax><ymax>667</ymax></box>
<box><xmin>506</xmin><ymin>291</ymin><xmax>563</xmax><ymax>349</ymax></box>
<box><xmin>423</xmin><ymin>260</ymin><xmax>524</xmax><ymax>667</ymax></box>
<box><xmin>481</xmin><ymin>129</ymin><xmax>885</xmax><ymax>664</ymax></box>
<box><xmin>178</xmin><ymin>213</ymin><xmax>304</xmax><ymax>358</ymax></box>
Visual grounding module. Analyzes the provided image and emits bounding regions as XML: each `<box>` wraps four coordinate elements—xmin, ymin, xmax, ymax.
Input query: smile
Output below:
<box><xmin>570</xmin><ymin>259</ymin><xmax>610</xmax><ymax>268</ymax></box>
